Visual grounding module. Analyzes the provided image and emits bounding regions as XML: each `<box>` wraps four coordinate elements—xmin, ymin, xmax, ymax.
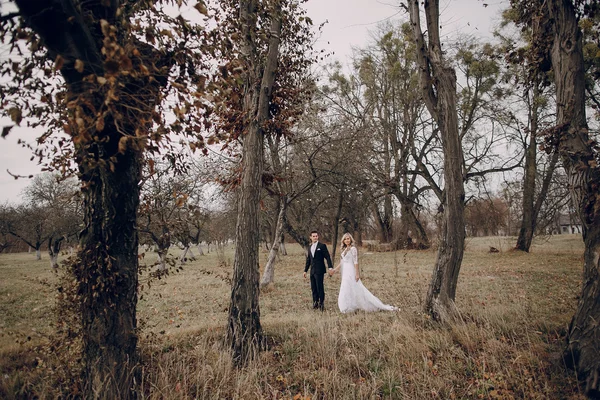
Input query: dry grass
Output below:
<box><xmin>0</xmin><ymin>235</ymin><xmax>587</xmax><ymax>399</ymax></box>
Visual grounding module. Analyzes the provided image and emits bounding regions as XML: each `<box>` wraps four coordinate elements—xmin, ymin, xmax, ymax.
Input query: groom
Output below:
<box><xmin>303</xmin><ymin>230</ymin><xmax>333</xmax><ymax>311</ymax></box>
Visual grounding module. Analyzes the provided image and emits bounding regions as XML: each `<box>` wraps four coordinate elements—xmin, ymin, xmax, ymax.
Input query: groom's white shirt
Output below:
<box><xmin>311</xmin><ymin>242</ymin><xmax>318</xmax><ymax>257</ymax></box>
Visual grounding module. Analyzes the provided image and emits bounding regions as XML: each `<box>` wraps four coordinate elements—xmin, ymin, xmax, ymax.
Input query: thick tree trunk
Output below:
<box><xmin>425</xmin><ymin>69</ymin><xmax>465</xmax><ymax>321</ymax></box>
<box><xmin>546</xmin><ymin>0</ymin><xmax>600</xmax><ymax>396</ymax></box>
<box><xmin>409</xmin><ymin>0</ymin><xmax>465</xmax><ymax>322</ymax></box>
<box><xmin>76</xmin><ymin>145</ymin><xmax>140</xmax><ymax>399</ymax></box>
<box><xmin>35</xmin><ymin>247</ymin><xmax>41</xmax><ymax>260</ymax></box>
<box><xmin>227</xmin><ymin>0</ymin><xmax>281</xmax><ymax>365</ymax></box>
<box><xmin>11</xmin><ymin>1</ymin><xmax>167</xmax><ymax>396</ymax></box>
<box><xmin>228</xmin><ymin>119</ymin><xmax>264</xmax><ymax>363</ymax></box>
<box><xmin>260</xmin><ymin>201</ymin><xmax>286</xmax><ymax>288</ymax></box>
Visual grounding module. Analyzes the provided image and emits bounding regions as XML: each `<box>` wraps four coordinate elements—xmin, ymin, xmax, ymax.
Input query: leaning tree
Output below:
<box><xmin>0</xmin><ymin>1</ymin><xmax>212</xmax><ymax>396</ymax></box>
<box><xmin>407</xmin><ymin>0</ymin><xmax>466</xmax><ymax>322</ymax></box>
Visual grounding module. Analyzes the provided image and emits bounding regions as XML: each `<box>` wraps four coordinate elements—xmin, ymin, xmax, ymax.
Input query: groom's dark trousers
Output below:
<box><xmin>305</xmin><ymin>242</ymin><xmax>333</xmax><ymax>310</ymax></box>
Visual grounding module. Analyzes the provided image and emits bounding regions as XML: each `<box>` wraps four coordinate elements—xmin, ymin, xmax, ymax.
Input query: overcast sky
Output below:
<box><xmin>0</xmin><ymin>0</ymin><xmax>508</xmax><ymax>203</ymax></box>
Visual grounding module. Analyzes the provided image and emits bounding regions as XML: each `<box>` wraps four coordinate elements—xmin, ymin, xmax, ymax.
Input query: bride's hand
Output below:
<box><xmin>355</xmin><ymin>275</ymin><xmax>360</xmax><ymax>282</ymax></box>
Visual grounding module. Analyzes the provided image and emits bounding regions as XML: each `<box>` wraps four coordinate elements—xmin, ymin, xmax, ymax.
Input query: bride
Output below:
<box><xmin>330</xmin><ymin>233</ymin><xmax>398</xmax><ymax>313</ymax></box>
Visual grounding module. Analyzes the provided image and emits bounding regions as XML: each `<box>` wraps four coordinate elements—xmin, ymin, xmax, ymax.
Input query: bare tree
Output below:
<box><xmin>22</xmin><ymin>173</ymin><xmax>81</xmax><ymax>267</ymax></box>
<box><xmin>221</xmin><ymin>0</ymin><xmax>282</xmax><ymax>364</ymax></box>
<box><xmin>408</xmin><ymin>0</ymin><xmax>466</xmax><ymax>321</ymax></box>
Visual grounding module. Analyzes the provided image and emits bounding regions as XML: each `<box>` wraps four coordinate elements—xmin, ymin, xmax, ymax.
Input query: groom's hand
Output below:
<box><xmin>303</xmin><ymin>271</ymin><xmax>307</xmax><ymax>280</ymax></box>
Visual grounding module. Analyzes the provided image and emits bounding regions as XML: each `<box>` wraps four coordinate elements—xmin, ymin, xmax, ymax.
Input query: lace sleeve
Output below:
<box><xmin>351</xmin><ymin>246</ymin><xmax>358</xmax><ymax>264</ymax></box>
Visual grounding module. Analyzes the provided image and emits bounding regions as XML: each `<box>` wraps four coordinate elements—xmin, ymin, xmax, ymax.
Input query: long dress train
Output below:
<box><xmin>337</xmin><ymin>246</ymin><xmax>397</xmax><ymax>313</ymax></box>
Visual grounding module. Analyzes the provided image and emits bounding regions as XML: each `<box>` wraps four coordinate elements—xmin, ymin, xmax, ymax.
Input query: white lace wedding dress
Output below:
<box><xmin>337</xmin><ymin>246</ymin><xmax>398</xmax><ymax>313</ymax></box>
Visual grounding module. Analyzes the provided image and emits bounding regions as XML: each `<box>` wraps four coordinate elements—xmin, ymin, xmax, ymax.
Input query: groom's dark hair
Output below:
<box><xmin>310</xmin><ymin>230</ymin><xmax>319</xmax><ymax>235</ymax></box>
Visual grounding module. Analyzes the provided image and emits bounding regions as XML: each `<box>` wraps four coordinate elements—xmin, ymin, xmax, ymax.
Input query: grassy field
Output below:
<box><xmin>0</xmin><ymin>235</ymin><xmax>587</xmax><ymax>399</ymax></box>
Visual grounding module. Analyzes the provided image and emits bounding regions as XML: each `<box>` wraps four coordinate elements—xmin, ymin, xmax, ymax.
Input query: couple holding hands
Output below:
<box><xmin>303</xmin><ymin>230</ymin><xmax>398</xmax><ymax>313</ymax></box>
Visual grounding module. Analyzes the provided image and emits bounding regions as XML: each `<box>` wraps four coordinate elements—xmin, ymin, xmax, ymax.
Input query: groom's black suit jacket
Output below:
<box><xmin>305</xmin><ymin>242</ymin><xmax>333</xmax><ymax>275</ymax></box>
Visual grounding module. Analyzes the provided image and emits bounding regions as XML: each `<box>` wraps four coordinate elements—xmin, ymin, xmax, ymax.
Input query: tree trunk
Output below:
<box><xmin>260</xmin><ymin>200</ymin><xmax>286</xmax><ymax>288</ymax></box>
<box><xmin>373</xmin><ymin>202</ymin><xmax>393</xmax><ymax>243</ymax></box>
<box><xmin>156</xmin><ymin>250</ymin><xmax>167</xmax><ymax>271</ymax></box>
<box><xmin>48</xmin><ymin>236</ymin><xmax>64</xmax><ymax>269</ymax></box>
<box><xmin>396</xmin><ymin>204</ymin><xmax>411</xmax><ymax>249</ymax></box>
<box><xmin>11</xmin><ymin>1</ymin><xmax>169</xmax><ymax>395</ymax></box>
<box><xmin>331</xmin><ymin>185</ymin><xmax>344</xmax><ymax>260</ymax></box>
<box><xmin>408</xmin><ymin>0</ymin><xmax>465</xmax><ymax>322</ymax></box>
<box><xmin>227</xmin><ymin>0</ymin><xmax>281</xmax><ymax>365</ymax></box>
<box><xmin>279</xmin><ymin>235</ymin><xmax>287</xmax><ymax>255</ymax></box>
<box><xmin>516</xmin><ymin>130</ymin><xmax>537</xmax><ymax>251</ymax></box>
<box><xmin>425</xmin><ymin>73</ymin><xmax>465</xmax><ymax>321</ymax></box>
<box><xmin>516</xmin><ymin>83</ymin><xmax>541</xmax><ymax>252</ymax></box>
<box><xmin>35</xmin><ymin>247</ymin><xmax>41</xmax><ymax>260</ymax></box>
<box><xmin>76</xmin><ymin>144</ymin><xmax>140</xmax><ymax>399</ymax></box>
<box><xmin>546</xmin><ymin>0</ymin><xmax>600</xmax><ymax>396</ymax></box>
<box><xmin>409</xmin><ymin>208</ymin><xmax>430</xmax><ymax>249</ymax></box>
<box><xmin>228</xmin><ymin>119</ymin><xmax>264</xmax><ymax>363</ymax></box>
<box><xmin>396</xmin><ymin>204</ymin><xmax>430</xmax><ymax>250</ymax></box>
<box><xmin>179</xmin><ymin>245</ymin><xmax>195</xmax><ymax>264</ymax></box>
<box><xmin>197</xmin><ymin>243</ymin><xmax>204</xmax><ymax>256</ymax></box>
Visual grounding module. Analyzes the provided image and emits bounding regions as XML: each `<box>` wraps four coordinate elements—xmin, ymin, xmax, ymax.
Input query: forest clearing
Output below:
<box><xmin>0</xmin><ymin>235</ymin><xmax>587</xmax><ymax>399</ymax></box>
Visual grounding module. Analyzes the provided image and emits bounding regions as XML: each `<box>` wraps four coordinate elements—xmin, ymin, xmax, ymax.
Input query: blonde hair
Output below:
<box><xmin>340</xmin><ymin>233</ymin><xmax>355</xmax><ymax>257</ymax></box>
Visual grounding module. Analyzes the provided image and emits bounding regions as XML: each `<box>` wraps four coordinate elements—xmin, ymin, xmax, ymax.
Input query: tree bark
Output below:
<box><xmin>546</xmin><ymin>0</ymin><xmax>600</xmax><ymax>396</ymax></box>
<box><xmin>77</xmin><ymin>144</ymin><xmax>141</xmax><ymax>399</ymax></box>
<box><xmin>516</xmin><ymin>87</ymin><xmax>540</xmax><ymax>251</ymax></box>
<box><xmin>408</xmin><ymin>0</ymin><xmax>465</xmax><ymax>322</ymax></box>
<box><xmin>48</xmin><ymin>235</ymin><xmax>64</xmax><ymax>269</ymax></box>
<box><xmin>515</xmin><ymin>82</ymin><xmax>559</xmax><ymax>252</ymax></box>
<box><xmin>12</xmin><ymin>1</ymin><xmax>166</xmax><ymax>396</ymax></box>
<box><xmin>260</xmin><ymin>200</ymin><xmax>286</xmax><ymax>288</ymax></box>
<box><xmin>373</xmin><ymin>202</ymin><xmax>393</xmax><ymax>243</ymax></box>
<box><xmin>227</xmin><ymin>0</ymin><xmax>282</xmax><ymax>365</ymax></box>
<box><xmin>279</xmin><ymin>235</ymin><xmax>287</xmax><ymax>255</ymax></box>
<box><xmin>331</xmin><ymin>185</ymin><xmax>344</xmax><ymax>260</ymax></box>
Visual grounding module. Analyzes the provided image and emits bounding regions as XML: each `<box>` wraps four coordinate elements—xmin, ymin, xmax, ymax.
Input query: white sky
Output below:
<box><xmin>0</xmin><ymin>0</ymin><xmax>508</xmax><ymax>203</ymax></box>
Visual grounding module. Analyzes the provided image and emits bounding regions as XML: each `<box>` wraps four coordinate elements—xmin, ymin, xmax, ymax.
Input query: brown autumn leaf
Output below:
<box><xmin>194</xmin><ymin>2</ymin><xmax>208</xmax><ymax>15</ymax></box>
<box><xmin>8</xmin><ymin>107</ymin><xmax>22</xmax><ymax>125</ymax></box>
<box><xmin>120</xmin><ymin>56</ymin><xmax>133</xmax><ymax>71</ymax></box>
<box><xmin>100</xmin><ymin>19</ymin><xmax>111</xmax><ymax>37</ymax></box>
<box><xmin>96</xmin><ymin>116</ymin><xmax>105</xmax><ymax>132</ymax></box>
<box><xmin>118</xmin><ymin>136</ymin><xmax>129</xmax><ymax>153</ymax></box>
